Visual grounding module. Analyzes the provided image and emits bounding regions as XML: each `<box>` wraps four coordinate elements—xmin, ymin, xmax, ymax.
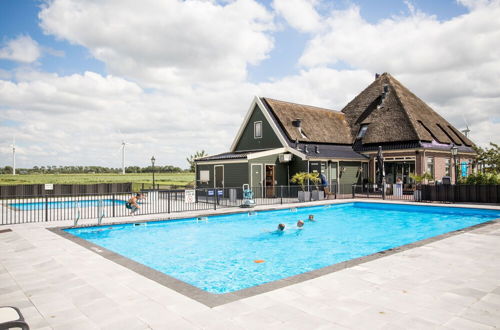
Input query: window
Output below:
<box><xmin>254</xmin><ymin>121</ymin><xmax>262</xmax><ymax>139</ymax></box>
<box><xmin>445</xmin><ymin>158</ymin><xmax>451</xmax><ymax>177</ymax></box>
<box><xmin>356</xmin><ymin>125</ymin><xmax>368</xmax><ymax>139</ymax></box>
<box><xmin>200</xmin><ymin>170</ymin><xmax>210</xmax><ymax>183</ymax></box>
<box><xmin>426</xmin><ymin>157</ymin><xmax>434</xmax><ymax>178</ymax></box>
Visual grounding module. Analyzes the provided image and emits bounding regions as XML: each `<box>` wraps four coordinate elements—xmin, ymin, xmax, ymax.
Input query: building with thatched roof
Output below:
<box><xmin>195</xmin><ymin>73</ymin><xmax>475</xmax><ymax>195</ymax></box>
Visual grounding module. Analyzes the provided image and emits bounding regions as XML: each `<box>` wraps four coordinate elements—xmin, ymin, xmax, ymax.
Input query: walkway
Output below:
<box><xmin>1</xmin><ymin>200</ymin><xmax>500</xmax><ymax>329</ymax></box>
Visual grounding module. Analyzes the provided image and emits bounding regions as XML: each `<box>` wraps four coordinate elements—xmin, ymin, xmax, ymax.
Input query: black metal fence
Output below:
<box><xmin>0</xmin><ymin>182</ymin><xmax>430</xmax><ymax>226</ymax></box>
<box><xmin>0</xmin><ymin>183</ymin><xmax>133</xmax><ymax>198</ymax></box>
<box><xmin>421</xmin><ymin>184</ymin><xmax>500</xmax><ymax>203</ymax></box>
<box><xmin>352</xmin><ymin>183</ymin><xmax>416</xmax><ymax>201</ymax></box>
<box><xmin>0</xmin><ymin>184</ymin><xmax>350</xmax><ymax>225</ymax></box>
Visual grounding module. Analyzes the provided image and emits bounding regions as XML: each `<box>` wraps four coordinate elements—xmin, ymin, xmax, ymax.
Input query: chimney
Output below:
<box><xmin>375</xmin><ymin>73</ymin><xmax>380</xmax><ymax>79</ymax></box>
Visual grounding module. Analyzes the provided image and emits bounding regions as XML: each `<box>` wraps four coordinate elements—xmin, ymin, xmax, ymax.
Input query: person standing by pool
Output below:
<box><xmin>126</xmin><ymin>193</ymin><xmax>143</xmax><ymax>215</ymax></box>
<box><xmin>320</xmin><ymin>173</ymin><xmax>328</xmax><ymax>191</ymax></box>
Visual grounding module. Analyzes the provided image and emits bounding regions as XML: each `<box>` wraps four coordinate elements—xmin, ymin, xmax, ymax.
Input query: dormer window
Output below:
<box><xmin>254</xmin><ymin>121</ymin><xmax>262</xmax><ymax>139</ymax></box>
<box><xmin>356</xmin><ymin>125</ymin><xmax>368</xmax><ymax>139</ymax></box>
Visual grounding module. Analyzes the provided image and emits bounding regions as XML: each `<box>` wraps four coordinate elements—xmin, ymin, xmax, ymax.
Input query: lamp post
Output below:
<box><xmin>151</xmin><ymin>156</ymin><xmax>156</xmax><ymax>190</ymax></box>
<box><xmin>451</xmin><ymin>146</ymin><xmax>458</xmax><ymax>184</ymax></box>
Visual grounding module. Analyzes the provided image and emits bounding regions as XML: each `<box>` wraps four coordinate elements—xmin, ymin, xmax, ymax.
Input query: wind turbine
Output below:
<box><xmin>11</xmin><ymin>137</ymin><xmax>16</xmax><ymax>175</ymax></box>
<box><xmin>462</xmin><ymin>115</ymin><xmax>471</xmax><ymax>138</ymax></box>
<box><xmin>121</xmin><ymin>139</ymin><xmax>127</xmax><ymax>175</ymax></box>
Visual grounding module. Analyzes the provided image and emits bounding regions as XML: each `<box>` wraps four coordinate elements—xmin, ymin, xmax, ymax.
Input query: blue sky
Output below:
<box><xmin>1</xmin><ymin>0</ymin><xmax>468</xmax><ymax>82</ymax></box>
<box><xmin>0</xmin><ymin>0</ymin><xmax>498</xmax><ymax>168</ymax></box>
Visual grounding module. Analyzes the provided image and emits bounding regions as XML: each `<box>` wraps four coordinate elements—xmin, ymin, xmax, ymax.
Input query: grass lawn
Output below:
<box><xmin>0</xmin><ymin>173</ymin><xmax>195</xmax><ymax>188</ymax></box>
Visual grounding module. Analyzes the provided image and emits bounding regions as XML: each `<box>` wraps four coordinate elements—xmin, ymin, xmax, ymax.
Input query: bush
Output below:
<box><xmin>458</xmin><ymin>172</ymin><xmax>500</xmax><ymax>185</ymax></box>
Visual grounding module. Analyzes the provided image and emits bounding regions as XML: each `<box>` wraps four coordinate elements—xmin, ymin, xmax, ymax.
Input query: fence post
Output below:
<box><xmin>214</xmin><ymin>190</ymin><xmax>218</xmax><ymax>210</ymax></box>
<box><xmin>45</xmin><ymin>195</ymin><xmax>49</xmax><ymax>222</ymax></box>
<box><xmin>280</xmin><ymin>186</ymin><xmax>283</xmax><ymax>204</ymax></box>
<box><xmin>112</xmin><ymin>194</ymin><xmax>116</xmax><ymax>217</ymax></box>
<box><xmin>352</xmin><ymin>185</ymin><xmax>355</xmax><ymax>198</ymax></box>
<box><xmin>167</xmin><ymin>191</ymin><xmax>171</xmax><ymax>214</ymax></box>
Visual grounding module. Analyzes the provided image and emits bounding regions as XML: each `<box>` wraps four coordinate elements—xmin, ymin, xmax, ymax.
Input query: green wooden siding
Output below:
<box><xmin>339</xmin><ymin>161</ymin><xmax>363</xmax><ymax>185</ymax></box>
<box><xmin>196</xmin><ymin>162</ymin><xmax>248</xmax><ymax>189</ymax></box>
<box><xmin>234</xmin><ymin>105</ymin><xmax>283</xmax><ymax>151</ymax></box>
<box><xmin>223</xmin><ymin>163</ymin><xmax>249</xmax><ymax>188</ymax></box>
<box><xmin>195</xmin><ymin>164</ymin><xmax>214</xmax><ymax>188</ymax></box>
<box><xmin>248</xmin><ymin>154</ymin><xmax>290</xmax><ymax>186</ymax></box>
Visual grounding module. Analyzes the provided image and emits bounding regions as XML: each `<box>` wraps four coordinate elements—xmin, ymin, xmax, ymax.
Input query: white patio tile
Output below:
<box><xmin>1</xmin><ymin>201</ymin><xmax>499</xmax><ymax>329</ymax></box>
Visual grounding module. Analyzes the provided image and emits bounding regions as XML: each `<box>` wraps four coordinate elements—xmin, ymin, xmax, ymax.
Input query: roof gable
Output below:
<box><xmin>341</xmin><ymin>73</ymin><xmax>474</xmax><ymax>147</ymax></box>
<box><xmin>262</xmin><ymin>98</ymin><xmax>353</xmax><ymax>144</ymax></box>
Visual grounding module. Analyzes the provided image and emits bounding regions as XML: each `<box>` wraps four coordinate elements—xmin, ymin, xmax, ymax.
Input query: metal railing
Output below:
<box><xmin>352</xmin><ymin>183</ymin><xmax>416</xmax><ymax>201</ymax></box>
<box><xmin>0</xmin><ymin>183</ymin><xmax>429</xmax><ymax>226</ymax></box>
<box><xmin>0</xmin><ymin>184</ymin><xmax>355</xmax><ymax>225</ymax></box>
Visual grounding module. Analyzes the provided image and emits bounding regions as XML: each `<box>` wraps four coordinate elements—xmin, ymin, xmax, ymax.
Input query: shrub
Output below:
<box><xmin>458</xmin><ymin>172</ymin><xmax>500</xmax><ymax>185</ymax></box>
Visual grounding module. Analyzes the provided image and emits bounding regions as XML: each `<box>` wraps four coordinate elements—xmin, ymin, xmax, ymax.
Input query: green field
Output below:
<box><xmin>0</xmin><ymin>173</ymin><xmax>195</xmax><ymax>188</ymax></box>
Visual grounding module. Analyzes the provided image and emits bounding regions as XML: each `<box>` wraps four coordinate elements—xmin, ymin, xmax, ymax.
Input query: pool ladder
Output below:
<box><xmin>73</xmin><ymin>202</ymin><xmax>81</xmax><ymax>227</ymax></box>
<box><xmin>74</xmin><ymin>200</ymin><xmax>106</xmax><ymax>227</ymax></box>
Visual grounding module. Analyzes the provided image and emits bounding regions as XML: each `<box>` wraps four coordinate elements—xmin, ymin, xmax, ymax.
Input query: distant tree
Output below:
<box><xmin>3</xmin><ymin>166</ymin><xmax>13</xmax><ymax>174</ymax></box>
<box><xmin>474</xmin><ymin>142</ymin><xmax>500</xmax><ymax>174</ymax></box>
<box><xmin>186</xmin><ymin>150</ymin><xmax>208</xmax><ymax>172</ymax></box>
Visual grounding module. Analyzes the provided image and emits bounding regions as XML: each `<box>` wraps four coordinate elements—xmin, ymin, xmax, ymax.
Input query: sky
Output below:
<box><xmin>0</xmin><ymin>0</ymin><xmax>499</xmax><ymax>169</ymax></box>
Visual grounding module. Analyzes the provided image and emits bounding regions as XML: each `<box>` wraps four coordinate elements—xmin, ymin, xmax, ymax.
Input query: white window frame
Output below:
<box><xmin>214</xmin><ymin>165</ymin><xmax>224</xmax><ymax>189</ymax></box>
<box><xmin>199</xmin><ymin>170</ymin><xmax>210</xmax><ymax>183</ymax></box>
<box><xmin>254</xmin><ymin>121</ymin><xmax>262</xmax><ymax>139</ymax></box>
<box><xmin>426</xmin><ymin>157</ymin><xmax>435</xmax><ymax>178</ymax></box>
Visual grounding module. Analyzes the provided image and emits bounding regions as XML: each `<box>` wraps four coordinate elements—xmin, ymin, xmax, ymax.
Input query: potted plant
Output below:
<box><xmin>291</xmin><ymin>172</ymin><xmax>310</xmax><ymax>202</ymax></box>
<box><xmin>409</xmin><ymin>172</ymin><xmax>433</xmax><ymax>201</ymax></box>
<box><xmin>309</xmin><ymin>172</ymin><xmax>324</xmax><ymax>200</ymax></box>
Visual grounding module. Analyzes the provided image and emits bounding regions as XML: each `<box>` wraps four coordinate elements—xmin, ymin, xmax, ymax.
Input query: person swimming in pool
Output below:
<box><xmin>277</xmin><ymin>223</ymin><xmax>285</xmax><ymax>231</ymax></box>
<box><xmin>297</xmin><ymin>220</ymin><xmax>304</xmax><ymax>228</ymax></box>
<box><xmin>307</xmin><ymin>214</ymin><xmax>315</xmax><ymax>222</ymax></box>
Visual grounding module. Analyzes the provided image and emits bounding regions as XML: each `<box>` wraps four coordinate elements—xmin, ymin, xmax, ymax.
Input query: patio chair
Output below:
<box><xmin>0</xmin><ymin>306</ymin><xmax>29</xmax><ymax>330</ymax></box>
<box><xmin>323</xmin><ymin>187</ymin><xmax>335</xmax><ymax>200</ymax></box>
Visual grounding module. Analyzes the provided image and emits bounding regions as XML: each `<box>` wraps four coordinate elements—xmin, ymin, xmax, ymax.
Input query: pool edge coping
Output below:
<box><xmin>47</xmin><ymin>202</ymin><xmax>500</xmax><ymax>308</ymax></box>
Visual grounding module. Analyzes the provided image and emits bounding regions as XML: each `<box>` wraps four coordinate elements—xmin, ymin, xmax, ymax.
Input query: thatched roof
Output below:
<box><xmin>262</xmin><ymin>98</ymin><xmax>353</xmax><ymax>144</ymax></box>
<box><xmin>341</xmin><ymin>73</ymin><xmax>474</xmax><ymax>147</ymax></box>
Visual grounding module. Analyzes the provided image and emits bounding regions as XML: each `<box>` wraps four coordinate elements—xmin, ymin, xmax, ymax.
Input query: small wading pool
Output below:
<box><xmin>9</xmin><ymin>199</ymin><xmax>127</xmax><ymax>211</ymax></box>
<box><xmin>64</xmin><ymin>202</ymin><xmax>500</xmax><ymax>295</ymax></box>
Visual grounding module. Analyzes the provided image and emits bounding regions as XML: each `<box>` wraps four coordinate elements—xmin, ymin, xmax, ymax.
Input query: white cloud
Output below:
<box><xmin>1</xmin><ymin>1</ymin><xmax>499</xmax><ymax>169</ymax></box>
<box><xmin>0</xmin><ymin>35</ymin><xmax>41</xmax><ymax>63</ymax></box>
<box><xmin>273</xmin><ymin>0</ymin><xmax>322</xmax><ymax>33</ymax></box>
<box><xmin>291</xmin><ymin>2</ymin><xmax>500</xmax><ymax>146</ymax></box>
<box><xmin>39</xmin><ymin>0</ymin><xmax>275</xmax><ymax>88</ymax></box>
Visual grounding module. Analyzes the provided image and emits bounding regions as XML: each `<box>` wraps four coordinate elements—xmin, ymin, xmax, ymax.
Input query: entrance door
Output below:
<box><xmin>265</xmin><ymin>165</ymin><xmax>275</xmax><ymax>197</ymax></box>
<box><xmin>214</xmin><ymin>165</ymin><xmax>224</xmax><ymax>189</ymax></box>
<box><xmin>251</xmin><ymin>164</ymin><xmax>263</xmax><ymax>198</ymax></box>
<box><xmin>329</xmin><ymin>162</ymin><xmax>338</xmax><ymax>191</ymax></box>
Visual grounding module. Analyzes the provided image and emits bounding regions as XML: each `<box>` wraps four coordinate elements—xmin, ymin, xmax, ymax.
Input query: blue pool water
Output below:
<box><xmin>65</xmin><ymin>202</ymin><xmax>500</xmax><ymax>294</ymax></box>
<box><xmin>10</xmin><ymin>199</ymin><xmax>127</xmax><ymax>210</ymax></box>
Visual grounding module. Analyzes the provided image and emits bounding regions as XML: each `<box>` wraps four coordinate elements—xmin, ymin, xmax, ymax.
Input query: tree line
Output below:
<box><xmin>0</xmin><ymin>165</ymin><xmax>189</xmax><ymax>175</ymax></box>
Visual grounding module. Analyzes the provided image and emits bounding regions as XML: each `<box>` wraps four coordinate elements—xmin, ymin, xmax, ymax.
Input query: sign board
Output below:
<box><xmin>184</xmin><ymin>190</ymin><xmax>196</xmax><ymax>204</ymax></box>
<box><xmin>217</xmin><ymin>190</ymin><xmax>224</xmax><ymax>196</ymax></box>
<box><xmin>461</xmin><ymin>161</ymin><xmax>468</xmax><ymax>177</ymax></box>
<box><xmin>44</xmin><ymin>184</ymin><xmax>54</xmax><ymax>190</ymax></box>
<box><xmin>208</xmin><ymin>190</ymin><xmax>214</xmax><ymax>196</ymax></box>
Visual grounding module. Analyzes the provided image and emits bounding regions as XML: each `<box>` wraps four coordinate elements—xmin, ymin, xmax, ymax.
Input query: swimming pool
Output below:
<box><xmin>10</xmin><ymin>199</ymin><xmax>127</xmax><ymax>210</ymax></box>
<box><xmin>65</xmin><ymin>202</ymin><xmax>500</xmax><ymax>295</ymax></box>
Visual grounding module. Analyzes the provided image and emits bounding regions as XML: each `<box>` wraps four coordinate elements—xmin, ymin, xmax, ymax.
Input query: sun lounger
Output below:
<box><xmin>0</xmin><ymin>306</ymin><xmax>29</xmax><ymax>330</ymax></box>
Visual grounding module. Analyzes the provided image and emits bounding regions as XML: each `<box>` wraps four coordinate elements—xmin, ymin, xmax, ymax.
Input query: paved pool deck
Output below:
<box><xmin>1</xmin><ymin>199</ymin><xmax>500</xmax><ymax>329</ymax></box>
